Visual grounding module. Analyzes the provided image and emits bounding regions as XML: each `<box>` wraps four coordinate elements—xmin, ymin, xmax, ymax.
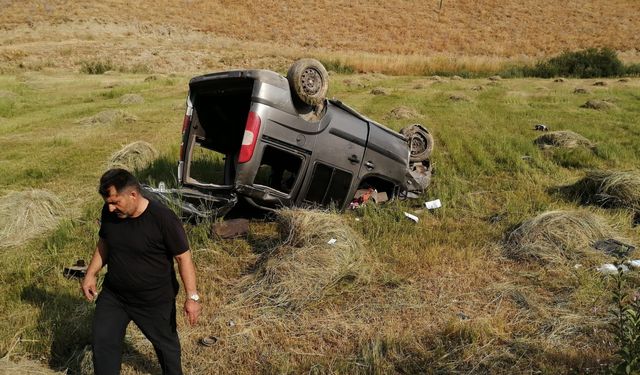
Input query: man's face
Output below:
<box><xmin>104</xmin><ymin>185</ymin><xmax>137</xmax><ymax>219</ymax></box>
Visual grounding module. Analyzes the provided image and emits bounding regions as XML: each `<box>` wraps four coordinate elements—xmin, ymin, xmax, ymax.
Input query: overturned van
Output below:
<box><xmin>149</xmin><ymin>59</ymin><xmax>434</xmax><ymax>218</ymax></box>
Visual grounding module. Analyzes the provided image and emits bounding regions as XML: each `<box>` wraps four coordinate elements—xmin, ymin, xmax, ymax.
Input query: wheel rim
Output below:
<box><xmin>409</xmin><ymin>133</ymin><xmax>429</xmax><ymax>156</ymax></box>
<box><xmin>300</xmin><ymin>67</ymin><xmax>323</xmax><ymax>96</ymax></box>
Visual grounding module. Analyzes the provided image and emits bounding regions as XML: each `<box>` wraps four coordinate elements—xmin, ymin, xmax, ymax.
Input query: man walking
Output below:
<box><xmin>82</xmin><ymin>168</ymin><xmax>201</xmax><ymax>375</ymax></box>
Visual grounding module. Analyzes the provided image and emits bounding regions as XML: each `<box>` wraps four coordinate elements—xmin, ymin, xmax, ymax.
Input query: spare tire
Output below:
<box><xmin>400</xmin><ymin>124</ymin><xmax>434</xmax><ymax>162</ymax></box>
<box><xmin>287</xmin><ymin>58</ymin><xmax>329</xmax><ymax>107</ymax></box>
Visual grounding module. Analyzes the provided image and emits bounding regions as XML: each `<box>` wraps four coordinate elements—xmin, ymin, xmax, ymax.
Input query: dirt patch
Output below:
<box><xmin>77</xmin><ymin>109</ymin><xmax>137</xmax><ymax>126</ymax></box>
<box><xmin>0</xmin><ymin>189</ymin><xmax>65</xmax><ymax>248</ymax></box>
<box><xmin>108</xmin><ymin>141</ymin><xmax>159</xmax><ymax>172</ymax></box>
<box><xmin>580</xmin><ymin>99</ymin><xmax>615</xmax><ymax>110</ymax></box>
<box><xmin>505</xmin><ymin>210</ymin><xmax>622</xmax><ymax>265</ymax></box>
<box><xmin>119</xmin><ymin>93</ymin><xmax>144</xmax><ymax>105</ymax></box>
<box><xmin>387</xmin><ymin>106</ymin><xmax>420</xmax><ymax>120</ymax></box>
<box><xmin>534</xmin><ymin>130</ymin><xmax>593</xmax><ymax>149</ymax></box>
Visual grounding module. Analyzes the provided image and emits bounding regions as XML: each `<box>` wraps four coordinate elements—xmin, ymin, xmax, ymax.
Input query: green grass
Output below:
<box><xmin>1</xmin><ymin>72</ymin><xmax>640</xmax><ymax>373</ymax></box>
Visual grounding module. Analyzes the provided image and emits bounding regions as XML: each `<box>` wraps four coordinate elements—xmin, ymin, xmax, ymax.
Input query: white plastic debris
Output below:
<box><xmin>327</xmin><ymin>238</ymin><xmax>337</xmax><ymax>245</ymax></box>
<box><xmin>424</xmin><ymin>199</ymin><xmax>442</xmax><ymax>210</ymax></box>
<box><xmin>626</xmin><ymin>260</ymin><xmax>640</xmax><ymax>268</ymax></box>
<box><xmin>355</xmin><ymin>218</ymin><xmax>361</xmax><ymax>222</ymax></box>
<box><xmin>574</xmin><ymin>264</ymin><xmax>582</xmax><ymax>269</ymax></box>
<box><xmin>597</xmin><ymin>264</ymin><xmax>618</xmax><ymax>274</ymax></box>
<box><xmin>158</xmin><ymin>181</ymin><xmax>166</xmax><ymax>192</ymax></box>
<box><xmin>404</xmin><ymin>212</ymin><xmax>419</xmax><ymax>223</ymax></box>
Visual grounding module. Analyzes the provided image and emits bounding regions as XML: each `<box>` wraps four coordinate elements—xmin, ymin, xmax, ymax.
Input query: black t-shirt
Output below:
<box><xmin>99</xmin><ymin>200</ymin><xmax>189</xmax><ymax>306</ymax></box>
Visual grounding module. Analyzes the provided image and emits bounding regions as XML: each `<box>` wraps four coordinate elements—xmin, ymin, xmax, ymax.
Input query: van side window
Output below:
<box><xmin>304</xmin><ymin>163</ymin><xmax>352</xmax><ymax>207</ymax></box>
<box><xmin>253</xmin><ymin>146</ymin><xmax>302</xmax><ymax>194</ymax></box>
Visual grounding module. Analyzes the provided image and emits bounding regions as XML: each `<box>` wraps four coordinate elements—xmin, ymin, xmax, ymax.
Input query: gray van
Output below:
<box><xmin>146</xmin><ymin>59</ymin><xmax>433</xmax><ymax>218</ymax></box>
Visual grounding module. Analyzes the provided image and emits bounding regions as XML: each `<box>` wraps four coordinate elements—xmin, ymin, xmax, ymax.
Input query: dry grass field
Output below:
<box><xmin>1</xmin><ymin>0</ymin><xmax>640</xmax><ymax>75</ymax></box>
<box><xmin>1</xmin><ymin>1</ymin><xmax>640</xmax><ymax>374</ymax></box>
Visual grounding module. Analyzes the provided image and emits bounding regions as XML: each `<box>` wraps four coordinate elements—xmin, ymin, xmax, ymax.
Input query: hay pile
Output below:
<box><xmin>505</xmin><ymin>210</ymin><xmax>621</xmax><ymax>265</ymax></box>
<box><xmin>0</xmin><ymin>357</ymin><xmax>65</xmax><ymax>374</ymax></box>
<box><xmin>563</xmin><ymin>170</ymin><xmax>640</xmax><ymax>212</ymax></box>
<box><xmin>77</xmin><ymin>109</ymin><xmax>137</xmax><ymax>126</ymax></box>
<box><xmin>237</xmin><ymin>209</ymin><xmax>366</xmax><ymax>310</ymax></box>
<box><xmin>119</xmin><ymin>94</ymin><xmax>144</xmax><ymax>105</ymax></box>
<box><xmin>580</xmin><ymin>99</ymin><xmax>615</xmax><ymax>110</ymax></box>
<box><xmin>107</xmin><ymin>141</ymin><xmax>159</xmax><ymax>172</ymax></box>
<box><xmin>370</xmin><ymin>88</ymin><xmax>388</xmax><ymax>95</ymax></box>
<box><xmin>0</xmin><ymin>189</ymin><xmax>65</xmax><ymax>248</ymax></box>
<box><xmin>534</xmin><ymin>130</ymin><xmax>593</xmax><ymax>149</ymax></box>
<box><xmin>449</xmin><ymin>93</ymin><xmax>470</xmax><ymax>102</ymax></box>
<box><xmin>387</xmin><ymin>106</ymin><xmax>419</xmax><ymax>120</ymax></box>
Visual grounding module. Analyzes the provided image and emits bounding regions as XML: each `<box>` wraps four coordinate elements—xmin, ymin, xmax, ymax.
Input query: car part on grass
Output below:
<box><xmin>142</xmin><ymin>184</ymin><xmax>237</xmax><ymax>222</ymax></box>
<box><xmin>63</xmin><ymin>259</ymin><xmax>87</xmax><ymax>279</ymax></box>
<box><xmin>592</xmin><ymin>238</ymin><xmax>636</xmax><ymax>258</ymax></box>
<box><xmin>287</xmin><ymin>58</ymin><xmax>329</xmax><ymax>108</ymax></box>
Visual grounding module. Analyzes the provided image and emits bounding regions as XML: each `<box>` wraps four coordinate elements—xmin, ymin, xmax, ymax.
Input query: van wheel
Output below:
<box><xmin>287</xmin><ymin>58</ymin><xmax>329</xmax><ymax>107</ymax></box>
<box><xmin>401</xmin><ymin>124</ymin><xmax>434</xmax><ymax>162</ymax></box>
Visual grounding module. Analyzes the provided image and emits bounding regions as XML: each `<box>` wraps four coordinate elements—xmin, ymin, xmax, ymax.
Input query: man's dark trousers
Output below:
<box><xmin>92</xmin><ymin>288</ymin><xmax>183</xmax><ymax>375</ymax></box>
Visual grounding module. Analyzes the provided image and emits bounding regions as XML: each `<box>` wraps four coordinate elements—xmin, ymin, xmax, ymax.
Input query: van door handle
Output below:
<box><xmin>365</xmin><ymin>161</ymin><xmax>375</xmax><ymax>170</ymax></box>
<box><xmin>348</xmin><ymin>154</ymin><xmax>360</xmax><ymax>164</ymax></box>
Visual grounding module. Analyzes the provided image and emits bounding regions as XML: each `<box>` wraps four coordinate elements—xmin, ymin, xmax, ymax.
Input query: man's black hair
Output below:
<box><xmin>99</xmin><ymin>168</ymin><xmax>141</xmax><ymax>197</ymax></box>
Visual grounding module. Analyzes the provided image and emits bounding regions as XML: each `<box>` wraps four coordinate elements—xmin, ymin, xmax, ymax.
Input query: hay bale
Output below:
<box><xmin>238</xmin><ymin>209</ymin><xmax>365</xmax><ymax>310</ymax></box>
<box><xmin>449</xmin><ymin>93</ymin><xmax>470</xmax><ymax>102</ymax></box>
<box><xmin>505</xmin><ymin>210</ymin><xmax>622</xmax><ymax>265</ymax></box>
<box><xmin>108</xmin><ymin>141</ymin><xmax>159</xmax><ymax>171</ymax></box>
<box><xmin>553</xmin><ymin>78</ymin><xmax>566</xmax><ymax>83</ymax></box>
<box><xmin>618</xmin><ymin>78</ymin><xmax>630</xmax><ymax>83</ymax></box>
<box><xmin>471</xmin><ymin>85</ymin><xmax>484</xmax><ymax>91</ymax></box>
<box><xmin>534</xmin><ymin>130</ymin><xmax>593</xmax><ymax>149</ymax></box>
<box><xmin>119</xmin><ymin>94</ymin><xmax>144</xmax><ymax>105</ymax></box>
<box><xmin>370</xmin><ymin>88</ymin><xmax>388</xmax><ymax>96</ymax></box>
<box><xmin>593</xmin><ymin>81</ymin><xmax>608</xmax><ymax>86</ymax></box>
<box><xmin>0</xmin><ymin>189</ymin><xmax>65</xmax><ymax>248</ymax></box>
<box><xmin>451</xmin><ymin>75</ymin><xmax>463</xmax><ymax>80</ymax></box>
<box><xmin>0</xmin><ymin>357</ymin><xmax>65</xmax><ymax>374</ymax></box>
<box><xmin>563</xmin><ymin>170</ymin><xmax>640</xmax><ymax>212</ymax></box>
<box><xmin>581</xmin><ymin>99</ymin><xmax>615</xmax><ymax>110</ymax></box>
<box><xmin>573</xmin><ymin>87</ymin><xmax>589</xmax><ymax>94</ymax></box>
<box><xmin>77</xmin><ymin>110</ymin><xmax>137</xmax><ymax>126</ymax></box>
<box><xmin>387</xmin><ymin>106</ymin><xmax>419</xmax><ymax>120</ymax></box>
<box><xmin>488</xmin><ymin>75</ymin><xmax>502</xmax><ymax>81</ymax></box>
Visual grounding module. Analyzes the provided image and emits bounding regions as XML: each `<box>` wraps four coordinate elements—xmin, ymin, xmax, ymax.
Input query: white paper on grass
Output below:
<box><xmin>404</xmin><ymin>212</ymin><xmax>419</xmax><ymax>223</ymax></box>
<box><xmin>425</xmin><ymin>199</ymin><xmax>442</xmax><ymax>210</ymax></box>
<box><xmin>327</xmin><ymin>238</ymin><xmax>337</xmax><ymax>245</ymax></box>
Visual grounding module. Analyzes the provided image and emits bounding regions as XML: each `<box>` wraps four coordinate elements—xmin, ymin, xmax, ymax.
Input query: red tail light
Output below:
<box><xmin>179</xmin><ymin>114</ymin><xmax>191</xmax><ymax>161</ymax></box>
<box><xmin>238</xmin><ymin>112</ymin><xmax>261</xmax><ymax>164</ymax></box>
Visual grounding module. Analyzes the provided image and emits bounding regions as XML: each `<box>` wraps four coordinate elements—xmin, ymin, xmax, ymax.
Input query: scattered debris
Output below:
<box><xmin>119</xmin><ymin>93</ymin><xmax>145</xmax><ymax>105</ymax></box>
<box><xmin>404</xmin><ymin>212</ymin><xmax>419</xmax><ymax>223</ymax></box>
<box><xmin>592</xmin><ymin>239</ymin><xmax>635</xmax><ymax>258</ymax></box>
<box><xmin>534</xmin><ymin>124</ymin><xmax>549</xmax><ymax>131</ymax></box>
<box><xmin>77</xmin><ymin>109</ymin><xmax>138</xmax><ymax>126</ymax></box>
<box><xmin>327</xmin><ymin>238</ymin><xmax>337</xmax><ymax>245</ymax></box>
<box><xmin>63</xmin><ymin>259</ymin><xmax>88</xmax><ymax>279</ymax></box>
<box><xmin>349</xmin><ymin>188</ymin><xmax>388</xmax><ymax>209</ymax></box>
<box><xmin>199</xmin><ymin>335</ymin><xmax>219</xmax><ymax>347</ymax></box>
<box><xmin>108</xmin><ymin>141</ymin><xmax>159</xmax><ymax>171</ymax></box>
<box><xmin>534</xmin><ymin>130</ymin><xmax>593</xmax><ymax>149</ymax></box>
<box><xmin>424</xmin><ymin>199</ymin><xmax>442</xmax><ymax>210</ymax></box>
<box><xmin>212</xmin><ymin>218</ymin><xmax>250</xmax><ymax>239</ymax></box>
<box><xmin>0</xmin><ymin>189</ymin><xmax>66</xmax><ymax>248</ymax></box>
<box><xmin>580</xmin><ymin>99</ymin><xmax>615</xmax><ymax>110</ymax></box>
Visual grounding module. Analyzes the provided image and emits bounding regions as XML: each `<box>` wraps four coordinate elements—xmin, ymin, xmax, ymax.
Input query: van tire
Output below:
<box><xmin>287</xmin><ymin>59</ymin><xmax>329</xmax><ymax>107</ymax></box>
<box><xmin>401</xmin><ymin>124</ymin><xmax>434</xmax><ymax>162</ymax></box>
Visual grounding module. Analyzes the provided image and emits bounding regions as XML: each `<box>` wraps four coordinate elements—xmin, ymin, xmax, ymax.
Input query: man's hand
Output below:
<box><xmin>81</xmin><ymin>275</ymin><xmax>98</xmax><ymax>301</ymax></box>
<box><xmin>184</xmin><ymin>299</ymin><xmax>201</xmax><ymax>326</ymax></box>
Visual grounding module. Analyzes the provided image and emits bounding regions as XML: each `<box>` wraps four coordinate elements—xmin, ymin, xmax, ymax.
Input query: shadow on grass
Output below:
<box><xmin>20</xmin><ymin>285</ymin><xmax>157</xmax><ymax>375</ymax></box>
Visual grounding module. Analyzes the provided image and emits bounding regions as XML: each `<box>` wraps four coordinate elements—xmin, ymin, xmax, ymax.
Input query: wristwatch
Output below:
<box><xmin>189</xmin><ymin>293</ymin><xmax>201</xmax><ymax>303</ymax></box>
